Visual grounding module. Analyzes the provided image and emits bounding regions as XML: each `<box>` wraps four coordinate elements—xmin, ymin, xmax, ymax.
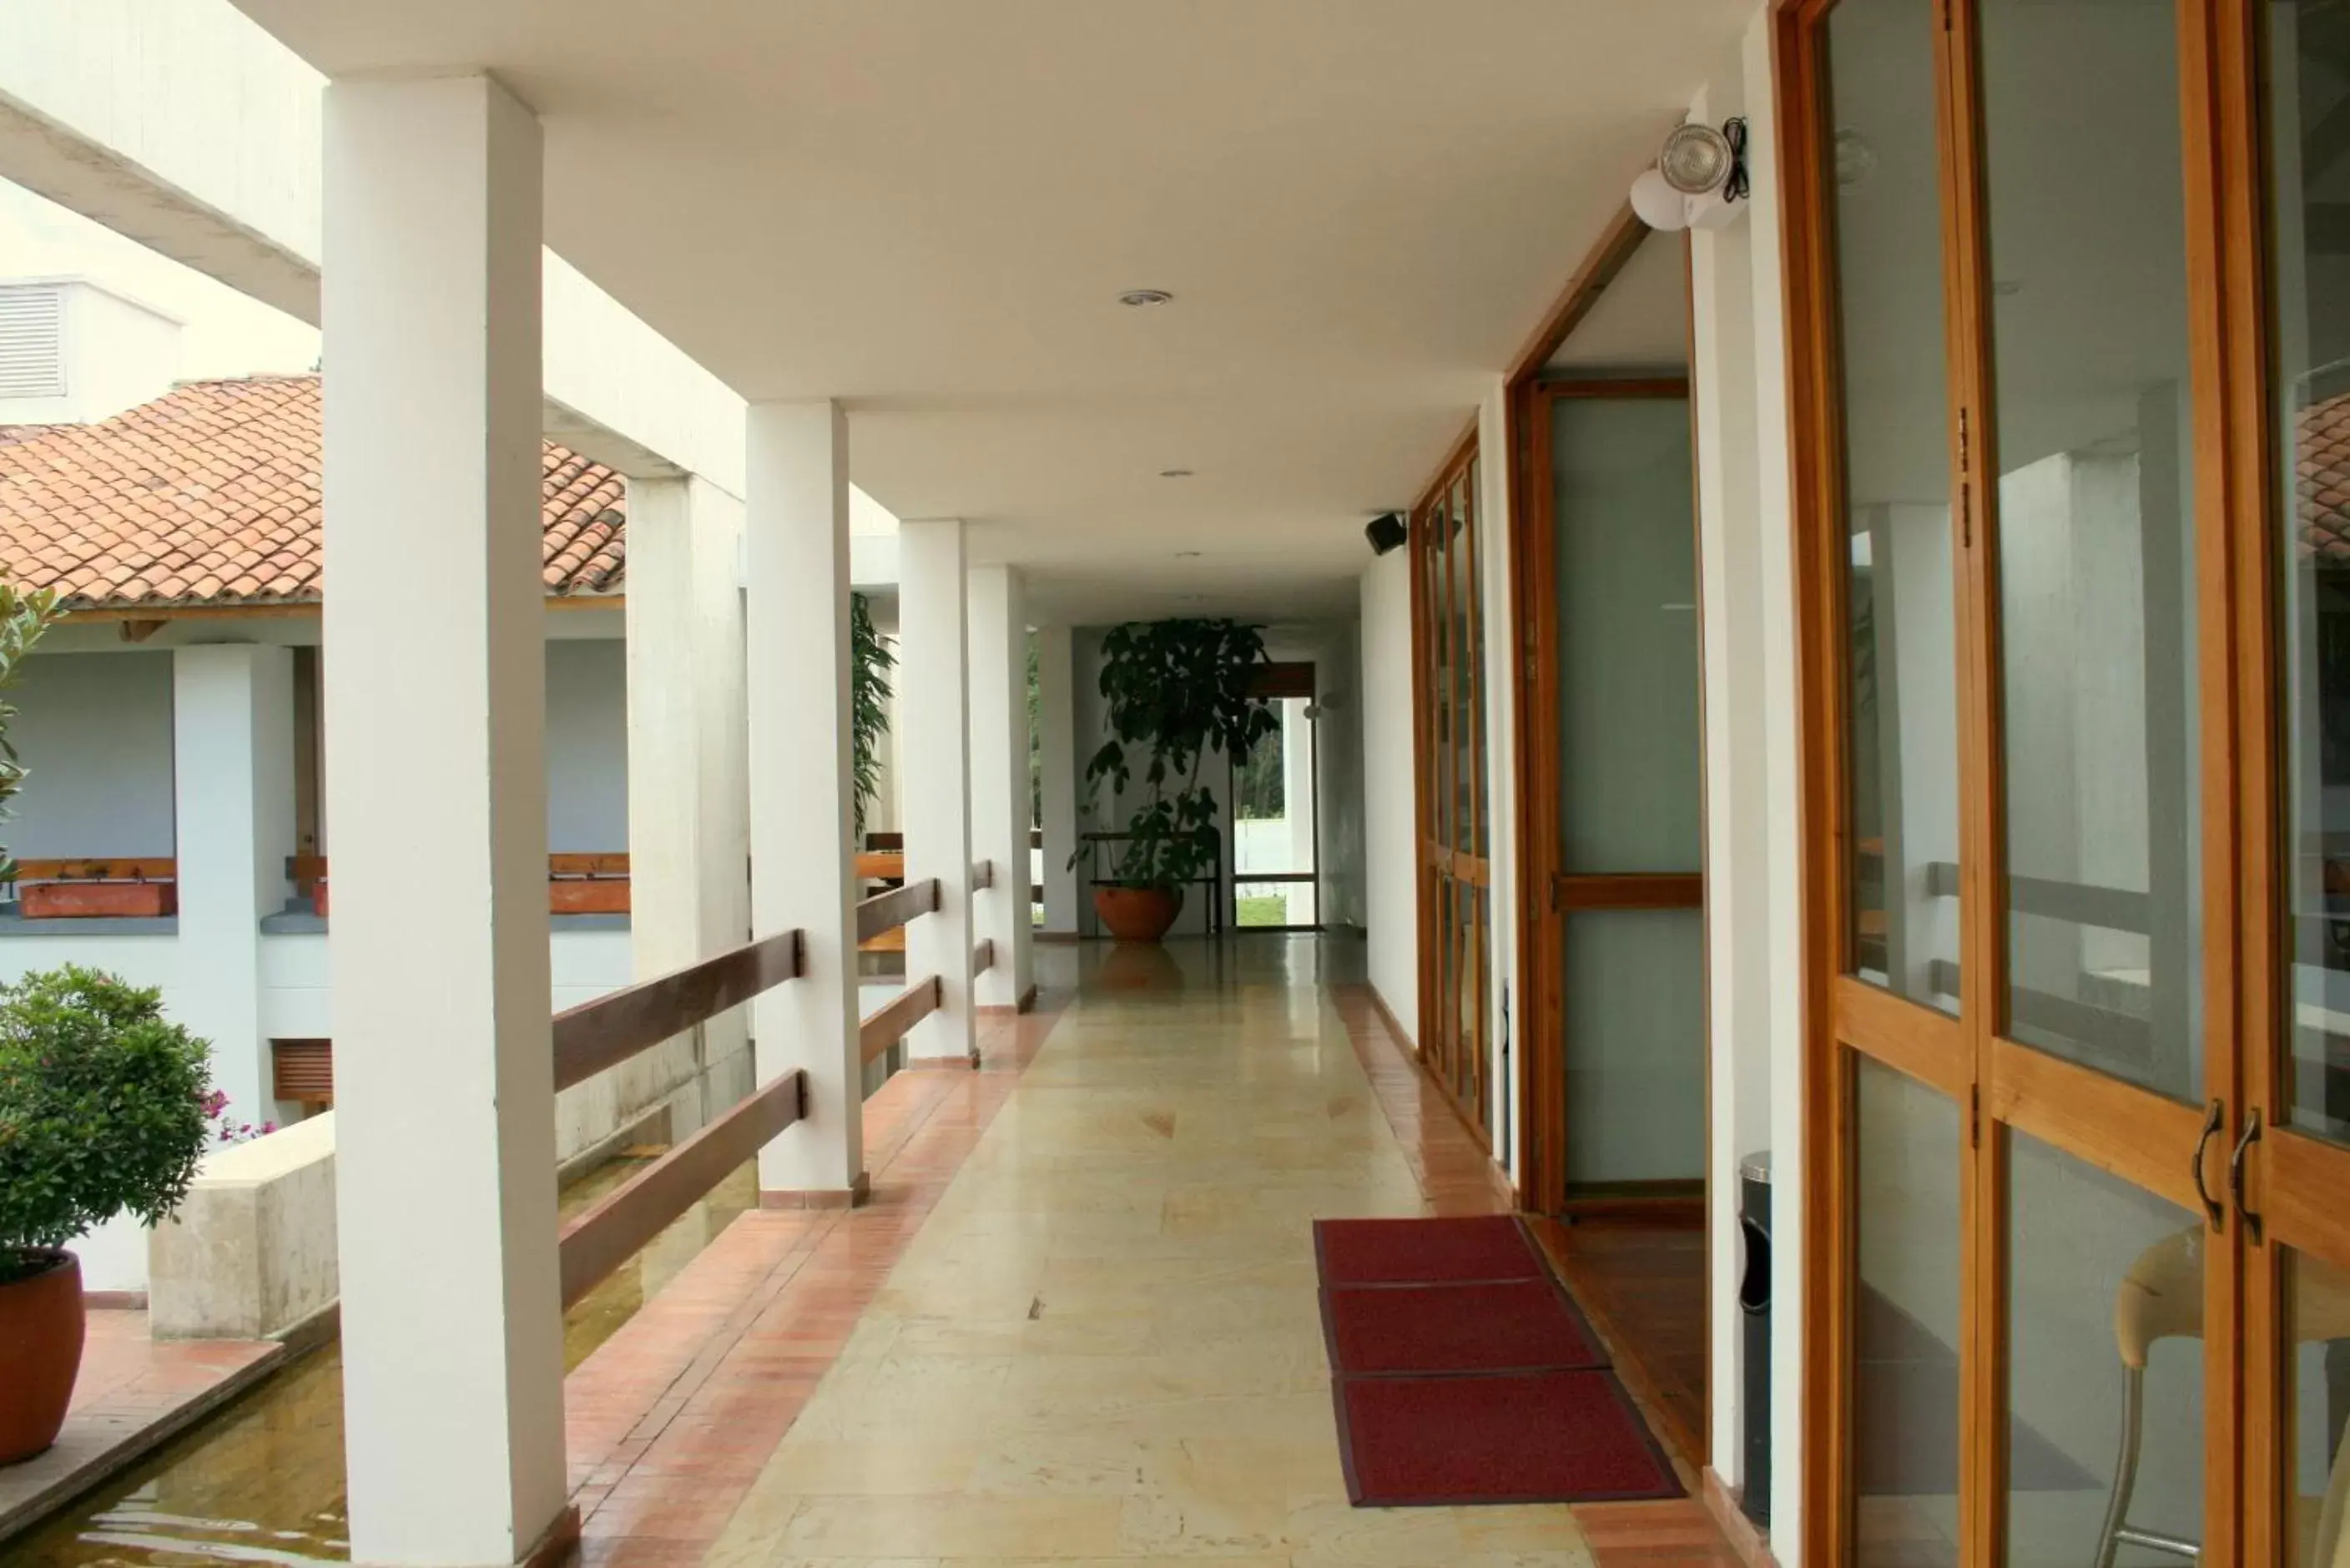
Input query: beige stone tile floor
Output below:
<box><xmin>701</xmin><ymin>942</ymin><xmax>1603</xmax><ymax>1568</ymax></box>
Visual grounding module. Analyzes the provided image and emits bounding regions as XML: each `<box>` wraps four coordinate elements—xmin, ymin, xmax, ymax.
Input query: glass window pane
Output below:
<box><xmin>1983</xmin><ymin>0</ymin><xmax>2201</xmax><ymax>1102</ymax></box>
<box><xmin>1469</xmin><ymin>456</ymin><xmax>1491</xmax><ymax>860</ymax></box>
<box><xmin>1823</xmin><ymin>0</ymin><xmax>1962</xmax><ymax>1014</ymax></box>
<box><xmin>2269</xmin><ymin>0</ymin><xmax>2350</xmax><ymax>1151</ymax></box>
<box><xmin>2282</xmin><ymin>1247</ymin><xmax>2350</xmax><ymax>1566</ymax></box>
<box><xmin>1562</xmin><ymin>909</ymin><xmax>1704</xmax><ymax>1185</ymax></box>
<box><xmin>1550</xmin><ymin>394</ymin><xmax>1702</xmax><ymax>874</ymax></box>
<box><xmin>1853</xmin><ymin>1056</ymin><xmax>1963</xmax><ymax>1567</ymax></box>
<box><xmin>2004</xmin><ymin>1129</ymin><xmax>2204</xmax><ymax>1566</ymax></box>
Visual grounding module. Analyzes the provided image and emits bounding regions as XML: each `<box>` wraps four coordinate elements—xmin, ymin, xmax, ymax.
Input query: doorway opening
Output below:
<box><xmin>1233</xmin><ymin>688</ymin><xmax>1321</xmax><ymax>930</ymax></box>
<box><xmin>1505</xmin><ymin>220</ymin><xmax>1710</xmax><ymax>1468</ymax></box>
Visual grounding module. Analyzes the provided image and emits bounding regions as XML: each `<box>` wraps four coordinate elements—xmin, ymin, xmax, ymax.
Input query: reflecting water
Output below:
<box><xmin>11</xmin><ymin>1152</ymin><xmax>757</xmax><ymax>1566</ymax></box>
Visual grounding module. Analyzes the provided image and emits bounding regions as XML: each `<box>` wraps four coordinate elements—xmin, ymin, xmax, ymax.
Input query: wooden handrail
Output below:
<box><xmin>972</xmin><ymin>859</ymin><xmax>993</xmax><ymax>890</ymax></box>
<box><xmin>972</xmin><ymin>938</ymin><xmax>994</xmax><ymax>976</ymax></box>
<box><xmin>857</xmin><ymin>877</ymin><xmax>940</xmax><ymax>944</ymax></box>
<box><xmin>860</xmin><ymin>976</ymin><xmax>941</xmax><ymax>1065</ymax></box>
<box><xmin>552</xmin><ymin>928</ymin><xmax>804</xmax><ymax>1092</ymax></box>
<box><xmin>854</xmin><ymin>850</ymin><xmax>905</xmax><ymax>881</ymax></box>
<box><xmin>556</xmin><ymin>1067</ymin><xmax>806</xmax><ymax>1307</ymax></box>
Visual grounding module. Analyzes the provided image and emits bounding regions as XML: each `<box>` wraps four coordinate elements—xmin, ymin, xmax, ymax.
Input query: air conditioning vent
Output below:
<box><xmin>0</xmin><ymin>286</ymin><xmax>64</xmax><ymax>400</ymax></box>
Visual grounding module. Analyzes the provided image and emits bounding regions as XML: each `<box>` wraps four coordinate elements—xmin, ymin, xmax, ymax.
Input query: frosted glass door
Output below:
<box><xmin>1546</xmin><ymin>387</ymin><xmax>1704</xmax><ymax>1190</ymax></box>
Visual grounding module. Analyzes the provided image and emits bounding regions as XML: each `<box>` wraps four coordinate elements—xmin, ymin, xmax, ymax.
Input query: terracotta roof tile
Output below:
<box><xmin>0</xmin><ymin>374</ymin><xmax>628</xmax><ymax>610</ymax></box>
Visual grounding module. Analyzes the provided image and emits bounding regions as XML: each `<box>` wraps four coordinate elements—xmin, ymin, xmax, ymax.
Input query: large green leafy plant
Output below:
<box><xmin>0</xmin><ymin>967</ymin><xmax>212</xmax><ymax>1282</ymax></box>
<box><xmin>0</xmin><ymin>583</ymin><xmax>58</xmax><ymax>883</ymax></box>
<box><xmin>850</xmin><ymin>592</ymin><xmax>895</xmax><ymax>837</ymax></box>
<box><xmin>1078</xmin><ymin>618</ymin><xmax>1278</xmax><ymax>890</ymax></box>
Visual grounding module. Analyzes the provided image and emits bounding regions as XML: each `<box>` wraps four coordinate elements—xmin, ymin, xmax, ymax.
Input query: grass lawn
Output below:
<box><xmin>1236</xmin><ymin>895</ymin><xmax>1288</xmax><ymax>927</ymax></box>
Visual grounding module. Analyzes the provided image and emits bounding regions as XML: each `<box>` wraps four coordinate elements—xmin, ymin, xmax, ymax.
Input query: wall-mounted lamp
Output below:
<box><xmin>1630</xmin><ymin>118</ymin><xmax>1749</xmax><ymax>233</ymax></box>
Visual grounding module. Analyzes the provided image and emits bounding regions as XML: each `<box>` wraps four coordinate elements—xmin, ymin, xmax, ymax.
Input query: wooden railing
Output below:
<box><xmin>973</xmin><ymin>937</ymin><xmax>994</xmax><ymax>976</ymax></box>
<box><xmin>552</xmin><ymin>927</ymin><xmax>809</xmax><ymax>1308</ymax></box>
<box><xmin>552</xmin><ymin>929</ymin><xmax>803</xmax><ymax>1092</ymax></box>
<box><xmin>857</xmin><ymin>877</ymin><xmax>941</xmax><ymax>945</ymax></box>
<box><xmin>859</xmin><ymin>976</ymin><xmax>941</xmax><ymax>1065</ymax></box>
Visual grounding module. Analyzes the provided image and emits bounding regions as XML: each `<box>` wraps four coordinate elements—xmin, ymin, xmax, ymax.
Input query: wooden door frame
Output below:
<box><xmin>1777</xmin><ymin>0</ymin><xmax>2270</xmax><ymax>1560</ymax></box>
<box><xmin>1513</xmin><ymin>376</ymin><xmax>1702</xmax><ymax>1222</ymax></box>
<box><xmin>1495</xmin><ymin>206</ymin><xmax>1663</xmax><ymax>1217</ymax></box>
<box><xmin>1408</xmin><ymin>420</ymin><xmax>1496</xmax><ymax>1147</ymax></box>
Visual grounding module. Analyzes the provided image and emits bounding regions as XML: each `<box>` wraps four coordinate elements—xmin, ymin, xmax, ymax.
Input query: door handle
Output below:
<box><xmin>2229</xmin><ymin>1107</ymin><xmax>2264</xmax><ymax>1245</ymax></box>
<box><xmin>2190</xmin><ymin>1098</ymin><xmax>2225</xmax><ymax>1233</ymax></box>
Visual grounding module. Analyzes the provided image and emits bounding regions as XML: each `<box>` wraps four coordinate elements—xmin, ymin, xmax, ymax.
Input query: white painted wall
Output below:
<box><xmin>1360</xmin><ymin>550</ymin><xmax>1417</xmax><ymax>1041</ymax></box>
<box><xmin>545</xmin><ymin>637</ymin><xmax>628</xmax><ymax>853</ymax></box>
<box><xmin>7</xmin><ymin>650</ymin><xmax>176</xmax><ymax>863</ymax></box>
<box><xmin>1682</xmin><ymin>8</ymin><xmax>1811</xmax><ymax>1544</ymax></box>
<box><xmin>0</xmin><ymin>276</ymin><xmax>183</xmax><ymax>426</ymax></box>
<box><xmin>1036</xmin><ymin>625</ymin><xmax>1079</xmax><ymax>934</ymax></box>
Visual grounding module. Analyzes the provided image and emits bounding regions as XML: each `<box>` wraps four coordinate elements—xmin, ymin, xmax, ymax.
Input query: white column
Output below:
<box><xmin>624</xmin><ymin>475</ymin><xmax>752</xmax><ymax>1132</ymax></box>
<box><xmin>966</xmin><ymin>564</ymin><xmax>1032</xmax><ymax>1010</ymax></box>
<box><xmin>321</xmin><ymin>73</ymin><xmax>567</xmax><ymax>1567</ymax></box>
<box><xmin>898</xmin><ymin>520</ymin><xmax>975</xmax><ymax>1061</ymax></box>
<box><xmin>171</xmin><ymin>644</ymin><xmax>295</xmax><ymax>1126</ymax></box>
<box><xmin>1036</xmin><ymin>624</ymin><xmax>1079</xmax><ymax>935</ymax></box>
<box><xmin>747</xmin><ymin>400</ymin><xmax>864</xmax><ymax>1199</ymax></box>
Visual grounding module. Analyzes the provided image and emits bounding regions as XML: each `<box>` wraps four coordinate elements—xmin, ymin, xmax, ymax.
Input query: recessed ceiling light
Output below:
<box><xmin>1159</xmin><ymin>468</ymin><xmax>1195</xmax><ymax>479</ymax></box>
<box><xmin>1118</xmin><ymin>289</ymin><xmax>1174</xmax><ymax>307</ymax></box>
<box><xmin>1174</xmin><ymin>550</ymin><xmax>1203</xmax><ymax>558</ymax></box>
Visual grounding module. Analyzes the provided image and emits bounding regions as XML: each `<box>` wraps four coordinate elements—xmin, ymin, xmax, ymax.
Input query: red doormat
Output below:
<box><xmin>1324</xmin><ymin>1279</ymin><xmax>1606</xmax><ymax>1374</ymax></box>
<box><xmin>1336</xmin><ymin>1371</ymin><xmax>1681</xmax><ymax>1506</ymax></box>
<box><xmin>1314</xmin><ymin>1215</ymin><xmax>1682</xmax><ymax>1507</ymax></box>
<box><xmin>1315</xmin><ymin>1214</ymin><xmax>1541</xmax><ymax>1285</ymax></box>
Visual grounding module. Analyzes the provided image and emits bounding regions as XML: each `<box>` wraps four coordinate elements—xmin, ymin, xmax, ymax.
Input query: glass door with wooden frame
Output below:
<box><xmin>1409</xmin><ymin>441</ymin><xmax>1491</xmax><ymax>1140</ymax></box>
<box><xmin>1522</xmin><ymin>378</ymin><xmax>1706</xmax><ymax>1215</ymax></box>
<box><xmin>2247</xmin><ymin>5</ymin><xmax>2350</xmax><ymax>1562</ymax></box>
<box><xmin>1784</xmin><ymin>0</ymin><xmax>2271</xmax><ymax>1562</ymax></box>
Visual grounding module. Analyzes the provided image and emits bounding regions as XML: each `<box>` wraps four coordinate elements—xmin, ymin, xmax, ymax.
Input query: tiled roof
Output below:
<box><xmin>2300</xmin><ymin>391</ymin><xmax>2350</xmax><ymax>564</ymax></box>
<box><xmin>0</xmin><ymin>374</ymin><xmax>627</xmax><ymax>610</ymax></box>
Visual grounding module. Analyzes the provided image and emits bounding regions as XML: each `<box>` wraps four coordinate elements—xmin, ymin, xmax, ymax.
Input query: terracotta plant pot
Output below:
<box><xmin>20</xmin><ymin>881</ymin><xmax>176</xmax><ymax>920</ymax></box>
<box><xmin>1092</xmin><ymin>885</ymin><xmax>1184</xmax><ymax>944</ymax></box>
<box><xmin>0</xmin><ymin>1250</ymin><xmax>84</xmax><ymax>1465</ymax></box>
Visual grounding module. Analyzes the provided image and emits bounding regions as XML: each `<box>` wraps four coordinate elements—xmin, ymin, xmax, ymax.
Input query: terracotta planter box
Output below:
<box><xmin>1092</xmin><ymin>885</ymin><xmax>1184</xmax><ymax>944</ymax></box>
<box><xmin>20</xmin><ymin>880</ymin><xmax>176</xmax><ymax>920</ymax></box>
<box><xmin>550</xmin><ymin>879</ymin><xmax>630</xmax><ymax>915</ymax></box>
<box><xmin>310</xmin><ymin>880</ymin><xmax>631</xmax><ymax>916</ymax></box>
<box><xmin>0</xmin><ymin>1250</ymin><xmax>83</xmax><ymax>1464</ymax></box>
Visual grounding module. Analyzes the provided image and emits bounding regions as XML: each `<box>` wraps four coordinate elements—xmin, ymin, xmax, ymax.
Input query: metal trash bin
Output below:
<box><xmin>1738</xmin><ymin>1150</ymin><xmax>1773</xmax><ymax>1527</ymax></box>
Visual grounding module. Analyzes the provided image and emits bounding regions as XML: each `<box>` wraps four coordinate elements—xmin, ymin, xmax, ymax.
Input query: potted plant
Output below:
<box><xmin>0</xmin><ymin>966</ymin><xmax>211</xmax><ymax>1464</ymax></box>
<box><xmin>1077</xmin><ymin>618</ymin><xmax>1279</xmax><ymax>943</ymax></box>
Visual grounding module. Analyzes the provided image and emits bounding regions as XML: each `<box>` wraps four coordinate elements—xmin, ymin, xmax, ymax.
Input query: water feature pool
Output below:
<box><xmin>10</xmin><ymin>1154</ymin><xmax>759</xmax><ymax>1566</ymax></box>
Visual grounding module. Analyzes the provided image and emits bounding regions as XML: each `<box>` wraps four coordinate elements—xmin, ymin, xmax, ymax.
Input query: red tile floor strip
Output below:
<box><xmin>564</xmin><ymin>999</ymin><xmax>1065</xmax><ymax>1567</ymax></box>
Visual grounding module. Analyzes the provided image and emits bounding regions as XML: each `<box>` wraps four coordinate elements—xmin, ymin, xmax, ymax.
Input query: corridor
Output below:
<box><xmin>623</xmin><ymin>937</ymin><xmax>1742</xmax><ymax>1568</ymax></box>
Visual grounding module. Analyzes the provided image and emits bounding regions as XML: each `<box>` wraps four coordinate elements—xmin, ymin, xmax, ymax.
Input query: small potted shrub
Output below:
<box><xmin>1077</xmin><ymin>618</ymin><xmax>1278</xmax><ymax>943</ymax></box>
<box><xmin>0</xmin><ymin>966</ymin><xmax>210</xmax><ymax>1464</ymax></box>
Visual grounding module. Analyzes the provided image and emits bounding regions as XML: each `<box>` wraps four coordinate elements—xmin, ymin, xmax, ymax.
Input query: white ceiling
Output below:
<box><xmin>224</xmin><ymin>0</ymin><xmax>1752</xmax><ymax>622</ymax></box>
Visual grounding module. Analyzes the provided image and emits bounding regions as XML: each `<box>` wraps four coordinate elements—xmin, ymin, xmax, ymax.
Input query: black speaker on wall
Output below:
<box><xmin>1364</xmin><ymin>512</ymin><xmax>1408</xmax><ymax>556</ymax></box>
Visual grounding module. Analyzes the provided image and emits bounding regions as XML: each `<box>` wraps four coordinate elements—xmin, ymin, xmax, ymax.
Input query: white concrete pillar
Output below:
<box><xmin>171</xmin><ymin>644</ymin><xmax>295</xmax><ymax>1126</ymax></box>
<box><xmin>624</xmin><ymin>475</ymin><xmax>752</xmax><ymax>1132</ymax></box>
<box><xmin>966</xmin><ymin>565</ymin><xmax>1033</xmax><ymax>1010</ymax></box>
<box><xmin>1036</xmin><ymin>624</ymin><xmax>1079</xmax><ymax>936</ymax></box>
<box><xmin>746</xmin><ymin>401</ymin><xmax>864</xmax><ymax>1199</ymax></box>
<box><xmin>321</xmin><ymin>73</ymin><xmax>567</xmax><ymax>1567</ymax></box>
<box><xmin>897</xmin><ymin>520</ymin><xmax>975</xmax><ymax>1061</ymax></box>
